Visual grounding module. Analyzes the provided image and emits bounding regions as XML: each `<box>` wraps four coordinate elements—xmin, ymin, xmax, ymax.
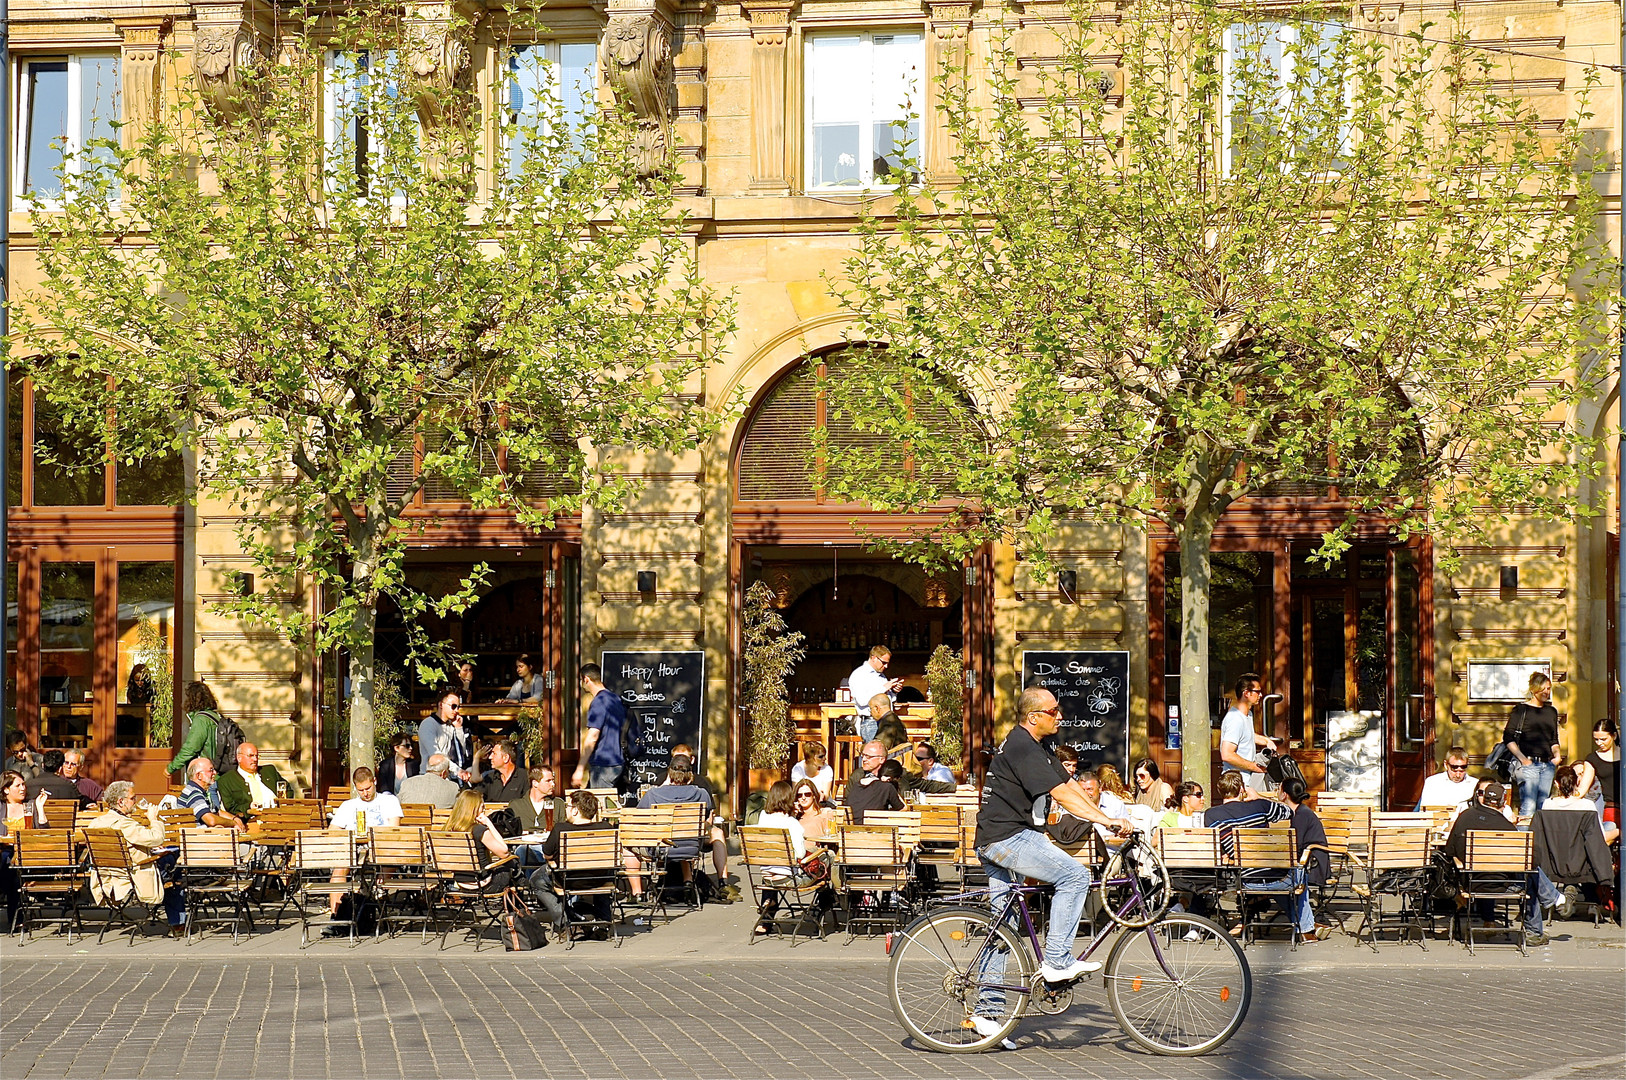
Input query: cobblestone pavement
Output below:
<box><xmin>4</xmin><ymin>906</ymin><xmax>1623</xmax><ymax>1080</ymax></box>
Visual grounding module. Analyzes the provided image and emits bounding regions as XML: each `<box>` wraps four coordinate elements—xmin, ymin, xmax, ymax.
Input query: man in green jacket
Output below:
<box><xmin>217</xmin><ymin>743</ymin><xmax>297</xmax><ymax>821</ymax></box>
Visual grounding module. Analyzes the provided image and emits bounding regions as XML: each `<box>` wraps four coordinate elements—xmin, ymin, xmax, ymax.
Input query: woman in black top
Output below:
<box><xmin>374</xmin><ymin>733</ymin><xmax>419</xmax><ymax>795</ymax></box>
<box><xmin>1502</xmin><ymin>672</ymin><xmax>1561</xmax><ymax>819</ymax></box>
<box><xmin>1575</xmin><ymin>718</ymin><xmax>1620</xmax><ymax>843</ymax></box>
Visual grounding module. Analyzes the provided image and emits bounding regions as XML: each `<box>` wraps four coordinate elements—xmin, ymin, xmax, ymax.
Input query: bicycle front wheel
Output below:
<box><xmin>1102</xmin><ymin>839</ymin><xmax>1172</xmax><ymax>929</ymax></box>
<box><xmin>888</xmin><ymin>905</ymin><xmax>1033</xmax><ymax>1053</ymax></box>
<box><xmin>1104</xmin><ymin>913</ymin><xmax>1251</xmax><ymax>1056</ymax></box>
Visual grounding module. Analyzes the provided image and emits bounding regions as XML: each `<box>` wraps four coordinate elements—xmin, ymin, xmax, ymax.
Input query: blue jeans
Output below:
<box><xmin>1525</xmin><ymin>868</ymin><xmax>1561</xmax><ymax>935</ymax></box>
<box><xmin>588</xmin><ymin>765</ymin><xmax>623</xmax><ymax>791</ymax></box>
<box><xmin>1514</xmin><ymin>761</ymin><xmax>1555</xmax><ymax>819</ymax></box>
<box><xmin>155</xmin><ymin>850</ymin><xmax>185</xmax><ymax>926</ymax></box>
<box><xmin>1248</xmin><ymin>869</ymin><xmax>1314</xmax><ymax>933</ymax></box>
<box><xmin>979</xmin><ymin>829</ymin><xmax>1093</xmax><ymax>969</ymax></box>
<box><xmin>855</xmin><ymin>716</ymin><xmax>878</xmax><ymax>743</ymax></box>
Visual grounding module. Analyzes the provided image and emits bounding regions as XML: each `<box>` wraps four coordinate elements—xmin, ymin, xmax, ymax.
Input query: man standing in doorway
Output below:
<box><xmin>848</xmin><ymin>646</ymin><xmax>903</xmax><ymax>744</ymax></box>
<box><xmin>1219</xmin><ymin>673</ymin><xmax>1277</xmax><ymax>794</ymax></box>
<box><xmin>573</xmin><ymin>664</ymin><xmax>628</xmax><ymax>793</ymax></box>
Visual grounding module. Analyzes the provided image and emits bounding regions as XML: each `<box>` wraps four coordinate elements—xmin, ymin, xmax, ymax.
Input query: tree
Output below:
<box><xmin>823</xmin><ymin>0</ymin><xmax>1613</xmax><ymax>782</ymax></box>
<box><xmin>741</xmin><ymin>580</ymin><xmax>807</xmax><ymax>770</ymax></box>
<box><xmin>10</xmin><ymin>2</ymin><xmax>733</xmax><ymax>771</ymax></box>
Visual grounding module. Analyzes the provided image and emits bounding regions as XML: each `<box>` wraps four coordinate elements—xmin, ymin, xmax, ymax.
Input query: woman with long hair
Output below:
<box><xmin>445</xmin><ymin>788</ymin><xmax>513</xmax><ymax>892</ymax></box>
<box><xmin>791</xmin><ymin>777</ymin><xmax>834</xmax><ymax>841</ymax></box>
<box><xmin>374</xmin><ymin>732</ymin><xmax>419</xmax><ymax>796</ymax></box>
<box><xmin>751</xmin><ymin>779</ymin><xmax>831</xmax><ymax>936</ymax></box>
<box><xmin>166</xmin><ymin>681</ymin><xmax>226</xmax><ymax>778</ymax></box>
<box><xmin>1574</xmin><ymin>718</ymin><xmax>1620</xmax><ymax>843</ymax></box>
<box><xmin>1131</xmin><ymin>757</ymin><xmax>1175</xmax><ymax>813</ymax></box>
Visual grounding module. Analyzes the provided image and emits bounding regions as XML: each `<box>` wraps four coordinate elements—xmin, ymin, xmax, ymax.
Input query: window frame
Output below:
<box><xmin>802</xmin><ymin>28</ymin><xmax>925</xmax><ymax>192</ymax></box>
<box><xmin>13</xmin><ymin>52</ymin><xmax>122</xmax><ymax>209</ymax></box>
<box><xmin>1220</xmin><ymin>18</ymin><xmax>1353</xmax><ymax>176</ymax></box>
<box><xmin>322</xmin><ymin>48</ymin><xmax>414</xmax><ymax>204</ymax></box>
<box><xmin>503</xmin><ymin>40</ymin><xmax>600</xmax><ymax>176</ymax></box>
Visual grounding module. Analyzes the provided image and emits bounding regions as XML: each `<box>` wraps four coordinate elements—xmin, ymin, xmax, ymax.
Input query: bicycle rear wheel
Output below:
<box><xmin>888</xmin><ymin>905</ymin><xmax>1033</xmax><ymax>1053</ymax></box>
<box><xmin>1104</xmin><ymin>913</ymin><xmax>1251</xmax><ymax>1056</ymax></box>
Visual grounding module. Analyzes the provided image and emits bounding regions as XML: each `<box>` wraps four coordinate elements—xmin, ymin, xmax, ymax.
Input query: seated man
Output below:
<box><xmin>914</xmin><ymin>742</ymin><xmax>956</xmax><ymax>786</ymax></box>
<box><xmin>61</xmin><ymin>751</ymin><xmax>104</xmax><ymax>804</ymax></box>
<box><xmin>24</xmin><ymin>749</ymin><xmax>91</xmax><ymax>809</ymax></box>
<box><xmin>510</xmin><ymin>766</ymin><xmax>566</xmax><ymax>871</ymax></box>
<box><xmin>217</xmin><ymin>743</ymin><xmax>295</xmax><ymax>823</ymax></box>
<box><xmin>530</xmin><ymin>789</ymin><xmax>618</xmax><ymax>938</ymax></box>
<box><xmin>327</xmin><ymin>767</ymin><xmax>402</xmax><ymax>914</ymax></box>
<box><xmin>667</xmin><ymin>743</ymin><xmax>738</xmax><ymax>903</ymax></box>
<box><xmin>626</xmin><ymin>754</ymin><xmax>712</xmax><ymax>901</ymax></box>
<box><xmin>1203</xmin><ymin>771</ymin><xmax>1315</xmax><ymax>940</ymax></box>
<box><xmin>845</xmin><ymin>755</ymin><xmax>905</xmax><ymax>824</ymax></box>
<box><xmin>478</xmin><ymin>739</ymin><xmax>530</xmax><ymax>804</ymax></box>
<box><xmin>86</xmin><ymin>781</ymin><xmax>186</xmax><ymax>936</ymax></box>
<box><xmin>179</xmin><ymin>758</ymin><xmax>246</xmax><ymax>831</ymax></box>
<box><xmin>399</xmin><ymin>754</ymin><xmax>460</xmax><ymax>809</ymax></box>
<box><xmin>1417</xmin><ymin>746</ymin><xmax>1477</xmax><ymax>811</ymax></box>
<box><xmin>1446</xmin><ymin>780</ymin><xmax>1554</xmax><ymax>947</ymax></box>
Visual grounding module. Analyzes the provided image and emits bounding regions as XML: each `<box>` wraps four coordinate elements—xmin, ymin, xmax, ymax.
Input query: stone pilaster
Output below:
<box><xmin>602</xmin><ymin>0</ymin><xmax>680</xmax><ymax>178</ymax></box>
<box><xmin>741</xmin><ymin>0</ymin><xmax>793</xmax><ymax>192</ymax></box>
<box><xmin>112</xmin><ymin>16</ymin><xmax>169</xmax><ymax>155</ymax></box>
<box><xmin>925</xmin><ymin>0</ymin><xmax>975</xmax><ymax>180</ymax></box>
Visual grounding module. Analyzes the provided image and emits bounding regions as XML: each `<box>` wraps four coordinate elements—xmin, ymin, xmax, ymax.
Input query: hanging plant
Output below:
<box><xmin>515</xmin><ymin>704</ymin><xmax>546</xmax><ymax>767</ymax></box>
<box><xmin>742</xmin><ymin>580</ymin><xmax>807</xmax><ymax>770</ymax></box>
<box><xmin>926</xmin><ymin>644</ymin><xmax>964</xmax><ymax>766</ymax></box>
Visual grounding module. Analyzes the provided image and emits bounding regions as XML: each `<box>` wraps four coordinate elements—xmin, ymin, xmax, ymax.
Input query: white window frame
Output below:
<box><xmin>323</xmin><ymin>48</ymin><xmax>412</xmax><ymax>204</ymax></box>
<box><xmin>14</xmin><ymin>53</ymin><xmax>122</xmax><ymax>208</ymax></box>
<box><xmin>803</xmin><ymin>30</ymin><xmax>924</xmax><ymax>191</ymax></box>
<box><xmin>503</xmin><ymin>40</ymin><xmax>599</xmax><ymax>174</ymax></box>
<box><xmin>1220</xmin><ymin>19</ymin><xmax>1351</xmax><ymax>175</ymax></box>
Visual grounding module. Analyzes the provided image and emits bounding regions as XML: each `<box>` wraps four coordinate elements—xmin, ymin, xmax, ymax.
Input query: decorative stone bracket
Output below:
<box><xmin>741</xmin><ymin>0</ymin><xmax>794</xmax><ymax>190</ymax></box>
<box><xmin>191</xmin><ymin>2</ymin><xmax>273</xmax><ymax>123</ymax></box>
<box><xmin>405</xmin><ymin>0</ymin><xmax>482</xmax><ymax>128</ymax></box>
<box><xmin>603</xmin><ymin>0</ymin><xmax>680</xmax><ymax>178</ymax></box>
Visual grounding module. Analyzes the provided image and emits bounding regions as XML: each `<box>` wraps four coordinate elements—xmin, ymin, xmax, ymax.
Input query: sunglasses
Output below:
<box><xmin>1446</xmin><ymin>763</ymin><xmax>1468</xmax><ymax>771</ymax></box>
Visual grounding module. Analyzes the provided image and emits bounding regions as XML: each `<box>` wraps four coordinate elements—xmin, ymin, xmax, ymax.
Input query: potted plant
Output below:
<box><xmin>742</xmin><ymin>580</ymin><xmax>807</xmax><ymax>787</ymax></box>
<box><xmin>926</xmin><ymin>645</ymin><xmax>964</xmax><ymax>779</ymax></box>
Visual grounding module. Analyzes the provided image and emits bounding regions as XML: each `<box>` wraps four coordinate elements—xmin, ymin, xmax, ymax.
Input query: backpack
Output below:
<box><xmin>1264</xmin><ymin>751</ymin><xmax>1305</xmax><ymax>789</ymax></box>
<box><xmin>212</xmin><ymin>713</ymin><xmax>248</xmax><ymax>772</ymax></box>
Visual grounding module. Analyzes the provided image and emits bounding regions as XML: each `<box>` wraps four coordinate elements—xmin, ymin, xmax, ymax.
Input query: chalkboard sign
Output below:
<box><xmin>601</xmin><ymin>651</ymin><xmax>706</xmax><ymax>790</ymax></box>
<box><xmin>1020</xmin><ymin>650</ymin><xmax>1131</xmax><ymax>776</ymax></box>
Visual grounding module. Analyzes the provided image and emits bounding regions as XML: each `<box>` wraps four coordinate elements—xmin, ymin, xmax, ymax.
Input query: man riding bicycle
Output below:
<box><xmin>972</xmin><ymin>685</ymin><xmax>1131</xmax><ymax>1039</ymax></box>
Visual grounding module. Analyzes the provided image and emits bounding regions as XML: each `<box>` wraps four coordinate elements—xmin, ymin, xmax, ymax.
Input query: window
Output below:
<box><xmin>324</xmin><ymin>50</ymin><xmax>412</xmax><ymax>199</ymax></box>
<box><xmin>5</xmin><ymin>374</ymin><xmax>182</xmax><ymax>509</ymax></box>
<box><xmin>507</xmin><ymin>42</ymin><xmax>598</xmax><ymax>172</ymax></box>
<box><xmin>14</xmin><ymin>53</ymin><xmax>120</xmax><ymax>205</ymax></box>
<box><xmin>806</xmin><ymin>32</ymin><xmax>923</xmax><ymax>189</ymax></box>
<box><xmin>1222</xmin><ymin>20</ymin><xmax>1349</xmax><ymax>172</ymax></box>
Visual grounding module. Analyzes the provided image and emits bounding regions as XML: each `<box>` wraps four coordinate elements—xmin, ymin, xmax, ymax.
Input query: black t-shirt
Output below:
<box><xmin>1502</xmin><ymin>703</ymin><xmax>1560</xmax><ymax>763</ymax></box>
<box><xmin>542</xmin><ymin>820</ymin><xmax>617</xmax><ymax>890</ymax></box>
<box><xmin>976</xmin><ymin>726</ymin><xmax>1069</xmax><ymax>848</ymax></box>
<box><xmin>1445</xmin><ymin>802</ymin><xmax>1512</xmax><ymax>866</ymax></box>
<box><xmin>844</xmin><ymin>775</ymin><xmax>904</xmax><ymax>823</ymax></box>
<box><xmin>480</xmin><ymin>767</ymin><xmax>529</xmax><ymax>805</ymax></box>
<box><xmin>1585</xmin><ymin>751</ymin><xmax>1618</xmax><ymax>809</ymax></box>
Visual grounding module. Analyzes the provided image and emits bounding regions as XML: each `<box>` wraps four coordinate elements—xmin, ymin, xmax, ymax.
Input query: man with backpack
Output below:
<box><xmin>167</xmin><ymin>681</ymin><xmax>246</xmax><ymax>778</ymax></box>
<box><xmin>572</xmin><ymin>664</ymin><xmax>632</xmax><ymax>793</ymax></box>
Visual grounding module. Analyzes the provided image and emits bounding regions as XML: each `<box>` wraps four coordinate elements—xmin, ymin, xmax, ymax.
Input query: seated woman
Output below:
<box><xmin>445</xmin><ymin>788</ymin><xmax>514</xmax><ymax>894</ymax></box>
<box><xmin>1132</xmin><ymin>758</ymin><xmax>1175</xmax><ymax>815</ymax></box>
<box><xmin>1574</xmin><ymin>718</ymin><xmax>1620</xmax><ymax>844</ymax></box>
<box><xmin>1532</xmin><ymin>766</ymin><xmax>1615</xmax><ymax>921</ymax></box>
<box><xmin>1097</xmin><ymin>764</ymin><xmax>1156</xmax><ymax>834</ymax></box>
<box><xmin>1156</xmin><ymin>781</ymin><xmax>1207</xmax><ymax>828</ymax></box>
<box><xmin>1</xmin><ymin>770</ymin><xmax>42</xmax><ymax>930</ymax></box>
<box><xmin>85</xmin><ymin>780</ymin><xmax>187</xmax><ymax>935</ymax></box>
<box><xmin>792</xmin><ymin>777</ymin><xmax>835</xmax><ymax>842</ymax></box>
<box><xmin>752</xmin><ymin>780</ymin><xmax>832</xmax><ymax>935</ymax></box>
<box><xmin>790</xmin><ymin>742</ymin><xmax>834</xmax><ymax>799</ymax></box>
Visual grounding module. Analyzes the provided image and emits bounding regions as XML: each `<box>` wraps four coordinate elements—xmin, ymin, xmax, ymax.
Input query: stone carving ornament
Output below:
<box><xmin>601</xmin><ymin>14</ymin><xmax>676</xmax><ymax>177</ymax></box>
<box><xmin>405</xmin><ymin>15</ymin><xmax>473</xmax><ymax>124</ymax></box>
<box><xmin>194</xmin><ymin>21</ymin><xmax>264</xmax><ymax>121</ymax></box>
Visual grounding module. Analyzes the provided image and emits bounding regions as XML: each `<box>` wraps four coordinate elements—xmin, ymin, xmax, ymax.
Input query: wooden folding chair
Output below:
<box><xmin>551</xmin><ymin>828</ymin><xmax>624</xmax><ymax>948</ymax></box>
<box><xmin>914</xmin><ymin>804</ymin><xmax>965</xmax><ymax>896</ymax></box>
<box><xmin>1456</xmin><ymin>830</ymin><xmax>1534</xmax><ymax>956</ymax></box>
<box><xmin>1154</xmin><ymin>827</ymin><xmax>1230</xmax><ymax>919</ymax></box>
<box><xmin>1233</xmin><ymin>827</ymin><xmax>1307</xmax><ymax>948</ymax></box>
<box><xmin>40</xmin><ymin>799</ymin><xmax>80</xmax><ymax>832</ymax></box>
<box><xmin>367</xmin><ymin>826</ymin><xmax>435</xmax><ymax>940</ymax></box>
<box><xmin>178</xmin><ymin>828</ymin><xmax>257</xmax><ymax>944</ymax></box>
<box><xmin>13</xmin><ymin>829</ymin><xmax>86</xmax><ymax>944</ymax></box>
<box><xmin>617</xmin><ymin>808</ymin><xmax>674</xmax><ymax>924</ymax></box>
<box><xmin>83</xmin><ymin>828</ymin><xmax>164</xmax><ymax>945</ymax></box>
<box><xmin>287</xmin><ymin>829</ymin><xmax>364</xmax><ymax>947</ymax></box>
<box><xmin>1351</xmin><ymin>826</ymin><xmax>1433</xmax><ymax>951</ymax></box>
<box><xmin>833</xmin><ymin>824</ymin><xmax>913</xmax><ymax>938</ymax></box>
<box><xmin>738</xmin><ymin>826</ymin><xmax>832</xmax><ymax>945</ymax></box>
<box><xmin>663</xmin><ymin>802</ymin><xmax>709</xmax><ymax>908</ymax></box>
<box><xmin>426</xmin><ymin>831</ymin><xmax>517</xmax><ymax>951</ymax></box>
<box><xmin>398</xmin><ymin>803</ymin><xmax>434</xmax><ymax>828</ymax></box>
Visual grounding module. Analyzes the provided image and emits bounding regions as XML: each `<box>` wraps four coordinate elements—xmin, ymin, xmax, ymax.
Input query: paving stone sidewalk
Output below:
<box><xmin>3</xmin><ymin>900</ymin><xmax>1622</xmax><ymax>1080</ymax></box>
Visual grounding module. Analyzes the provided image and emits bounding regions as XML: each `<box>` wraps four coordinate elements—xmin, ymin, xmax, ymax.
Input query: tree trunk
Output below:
<box><xmin>346</xmin><ymin>543</ymin><xmax>378</xmax><ymax>778</ymax></box>
<box><xmin>1177</xmin><ymin>511</ymin><xmax>1218</xmax><ymax>786</ymax></box>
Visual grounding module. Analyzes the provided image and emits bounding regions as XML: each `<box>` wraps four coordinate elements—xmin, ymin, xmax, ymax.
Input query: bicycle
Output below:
<box><xmin>887</xmin><ymin>832</ymin><xmax>1251</xmax><ymax>1055</ymax></box>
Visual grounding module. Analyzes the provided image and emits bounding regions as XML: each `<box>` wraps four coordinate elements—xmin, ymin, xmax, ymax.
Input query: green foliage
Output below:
<box><xmin>742</xmin><ymin>581</ymin><xmax>808</xmax><ymax>770</ymax></box>
<box><xmin>134</xmin><ymin>616</ymin><xmax>174</xmax><ymax>749</ymax></box>
<box><xmin>925</xmin><ymin>645</ymin><xmax>964</xmax><ymax>765</ymax></box>
<box><xmin>515</xmin><ymin>704</ymin><xmax>547</xmax><ymax>769</ymax></box>
<box><xmin>10</xmin><ymin>1</ymin><xmax>734</xmax><ymax>769</ymax></box>
<box><xmin>331</xmin><ymin>659</ymin><xmax>410</xmax><ymax>768</ymax></box>
<box><xmin>825</xmin><ymin>0</ymin><xmax>1614</xmax><ymax>777</ymax></box>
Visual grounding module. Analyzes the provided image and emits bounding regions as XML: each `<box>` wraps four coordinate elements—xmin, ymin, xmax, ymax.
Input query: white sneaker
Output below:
<box><xmin>1182</xmin><ymin>927</ymin><xmax>1203</xmax><ymax>942</ymax></box>
<box><xmin>969</xmin><ymin>1015</ymin><xmax>1017</xmax><ymax>1050</ymax></box>
<box><xmin>1039</xmin><ymin>957</ymin><xmax>1102</xmax><ymax>983</ymax></box>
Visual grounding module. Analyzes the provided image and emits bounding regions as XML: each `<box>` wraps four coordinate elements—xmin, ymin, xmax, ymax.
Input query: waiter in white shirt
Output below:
<box><xmin>848</xmin><ymin>645</ymin><xmax>903</xmax><ymax>743</ymax></box>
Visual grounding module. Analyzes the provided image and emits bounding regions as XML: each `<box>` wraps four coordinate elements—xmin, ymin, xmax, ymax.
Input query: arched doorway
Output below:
<box><xmin>730</xmin><ymin>346</ymin><xmax>992</xmax><ymax>793</ymax></box>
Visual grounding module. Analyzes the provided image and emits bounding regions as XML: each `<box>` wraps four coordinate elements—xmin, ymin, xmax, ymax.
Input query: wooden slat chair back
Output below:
<box><xmin>367</xmin><ymin>826</ymin><xmax>434</xmax><ymax>941</ymax></box>
<box><xmin>1154</xmin><ymin>827</ymin><xmax>1230</xmax><ymax>915</ymax></box>
<box><xmin>40</xmin><ymin>799</ymin><xmax>80</xmax><ymax>832</ymax></box>
<box><xmin>660</xmin><ymin>801</ymin><xmax>710</xmax><ymax>907</ymax></box>
<box><xmin>833</xmin><ymin>824</ymin><xmax>912</xmax><ymax>938</ymax></box>
<box><xmin>83</xmin><ymin>827</ymin><xmax>161</xmax><ymax>945</ymax></box>
<box><xmin>617</xmin><ymin>809</ymin><xmax>674</xmax><ymax>922</ymax></box>
<box><xmin>178</xmin><ymin>828</ymin><xmax>256</xmax><ymax>944</ymax></box>
<box><xmin>286</xmin><ymin>829</ymin><xmax>363</xmax><ymax>947</ymax></box>
<box><xmin>737</xmin><ymin>826</ymin><xmax>831</xmax><ymax>945</ymax></box>
<box><xmin>431</xmin><ymin>808</ymin><xmax>454</xmax><ymax>830</ymax></box>
<box><xmin>278</xmin><ymin>799</ymin><xmax>325</xmax><ymax>826</ymax></box>
<box><xmin>1351</xmin><ymin>826</ymin><xmax>1432</xmax><ymax>951</ymax></box>
<box><xmin>156</xmin><ymin>808</ymin><xmax>196</xmax><ymax>845</ymax></box>
<box><xmin>1233</xmin><ymin>827</ymin><xmax>1306</xmax><ymax>947</ymax></box>
<box><xmin>860</xmin><ymin>810</ymin><xmax>921</xmax><ymax>850</ymax></box>
<box><xmin>1458</xmin><ymin>830</ymin><xmax>1535</xmax><ymax>955</ymax></box>
<box><xmin>13</xmin><ymin>829</ymin><xmax>87</xmax><ymax>944</ymax></box>
<box><xmin>422</xmin><ymin>831</ymin><xmax>510</xmax><ymax>951</ymax></box>
<box><xmin>398</xmin><ymin>803</ymin><xmax>434</xmax><ymax>828</ymax></box>
<box><xmin>1371</xmin><ymin>811</ymin><xmax>1433</xmax><ymax>831</ymax></box>
<box><xmin>479</xmin><ymin>803</ymin><xmax>509</xmax><ymax>819</ymax></box>
<box><xmin>552</xmin><ymin>828</ymin><xmax>623</xmax><ymax>947</ymax></box>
